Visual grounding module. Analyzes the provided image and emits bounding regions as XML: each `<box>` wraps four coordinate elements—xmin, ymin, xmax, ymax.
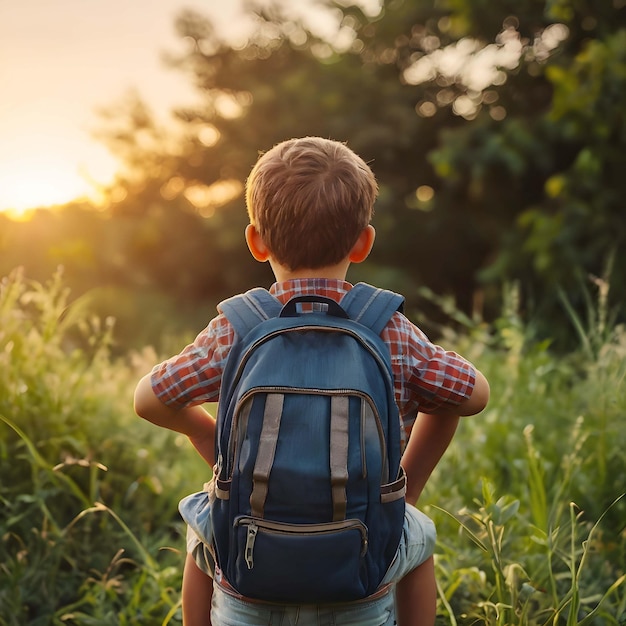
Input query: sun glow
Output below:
<box><xmin>0</xmin><ymin>125</ymin><xmax>118</xmax><ymax>219</ymax></box>
<box><xmin>0</xmin><ymin>157</ymin><xmax>94</xmax><ymax>217</ymax></box>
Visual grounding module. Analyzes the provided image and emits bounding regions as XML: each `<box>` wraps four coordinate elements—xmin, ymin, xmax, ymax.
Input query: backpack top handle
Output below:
<box><xmin>280</xmin><ymin>295</ymin><xmax>349</xmax><ymax>319</ymax></box>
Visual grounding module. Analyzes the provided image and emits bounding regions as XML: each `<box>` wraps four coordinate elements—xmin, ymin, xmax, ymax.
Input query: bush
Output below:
<box><xmin>0</xmin><ymin>269</ymin><xmax>208</xmax><ymax>625</ymax></box>
<box><xmin>418</xmin><ymin>284</ymin><xmax>626</xmax><ymax>624</ymax></box>
<box><xmin>0</xmin><ymin>270</ymin><xmax>623</xmax><ymax>624</ymax></box>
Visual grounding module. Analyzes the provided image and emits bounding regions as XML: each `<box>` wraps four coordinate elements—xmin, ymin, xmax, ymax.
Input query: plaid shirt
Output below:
<box><xmin>151</xmin><ymin>279</ymin><xmax>475</xmax><ymax>441</ymax></box>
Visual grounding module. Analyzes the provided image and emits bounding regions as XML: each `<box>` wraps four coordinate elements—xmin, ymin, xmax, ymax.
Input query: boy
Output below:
<box><xmin>134</xmin><ymin>136</ymin><xmax>490</xmax><ymax>625</ymax></box>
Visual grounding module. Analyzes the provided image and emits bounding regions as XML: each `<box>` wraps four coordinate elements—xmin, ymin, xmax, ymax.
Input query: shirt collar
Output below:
<box><xmin>269</xmin><ymin>278</ymin><xmax>353</xmax><ymax>304</ymax></box>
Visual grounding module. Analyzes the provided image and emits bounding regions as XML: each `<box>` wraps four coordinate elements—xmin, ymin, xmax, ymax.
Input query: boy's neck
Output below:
<box><xmin>270</xmin><ymin>260</ymin><xmax>350</xmax><ymax>283</ymax></box>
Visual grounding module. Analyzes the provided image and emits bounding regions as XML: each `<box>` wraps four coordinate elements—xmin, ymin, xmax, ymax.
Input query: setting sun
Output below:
<box><xmin>0</xmin><ymin>156</ymin><xmax>96</xmax><ymax>216</ymax></box>
<box><xmin>0</xmin><ymin>126</ymin><xmax>118</xmax><ymax>217</ymax></box>
<box><xmin>0</xmin><ymin>0</ymin><xmax>205</xmax><ymax>220</ymax></box>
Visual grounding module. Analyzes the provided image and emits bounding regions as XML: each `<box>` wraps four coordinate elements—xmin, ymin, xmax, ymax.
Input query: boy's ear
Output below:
<box><xmin>349</xmin><ymin>225</ymin><xmax>376</xmax><ymax>264</ymax></box>
<box><xmin>245</xmin><ymin>224</ymin><xmax>270</xmax><ymax>262</ymax></box>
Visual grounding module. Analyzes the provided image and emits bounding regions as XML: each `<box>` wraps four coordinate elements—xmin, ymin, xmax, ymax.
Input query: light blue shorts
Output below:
<box><xmin>180</xmin><ymin>491</ymin><xmax>436</xmax><ymax>625</ymax></box>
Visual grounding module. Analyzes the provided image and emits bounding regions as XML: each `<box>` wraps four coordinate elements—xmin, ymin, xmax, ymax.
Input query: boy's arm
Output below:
<box><xmin>402</xmin><ymin>369</ymin><xmax>490</xmax><ymax>504</ymax></box>
<box><xmin>402</xmin><ymin>412</ymin><xmax>459</xmax><ymax>504</ymax></box>
<box><xmin>134</xmin><ymin>374</ymin><xmax>216</xmax><ymax>467</ymax></box>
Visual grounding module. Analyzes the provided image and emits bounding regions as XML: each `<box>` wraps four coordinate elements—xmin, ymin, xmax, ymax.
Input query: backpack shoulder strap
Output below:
<box><xmin>218</xmin><ymin>288</ymin><xmax>282</xmax><ymax>339</ymax></box>
<box><xmin>340</xmin><ymin>282</ymin><xmax>405</xmax><ymax>336</ymax></box>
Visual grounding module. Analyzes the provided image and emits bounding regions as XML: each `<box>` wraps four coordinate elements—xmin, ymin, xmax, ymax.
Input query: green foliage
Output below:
<box><xmin>2</xmin><ymin>0</ymin><xmax>626</xmax><ymax>349</ymax></box>
<box><xmin>2</xmin><ymin>270</ymin><xmax>624</xmax><ymax>624</ymax></box>
<box><xmin>2</xmin><ymin>0</ymin><xmax>626</xmax><ymax>618</ymax></box>
<box><xmin>433</xmin><ymin>485</ymin><xmax>625</xmax><ymax>625</ymax></box>
<box><xmin>0</xmin><ymin>270</ymin><xmax>209</xmax><ymax>624</ymax></box>
<box><xmin>418</xmin><ymin>283</ymin><xmax>626</xmax><ymax>625</ymax></box>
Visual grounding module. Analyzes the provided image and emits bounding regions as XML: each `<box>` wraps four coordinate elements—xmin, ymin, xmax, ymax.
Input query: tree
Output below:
<box><xmin>401</xmin><ymin>0</ymin><xmax>626</xmax><ymax>341</ymax></box>
<box><xmin>77</xmin><ymin>0</ymin><xmax>626</xmax><ymax>344</ymax></box>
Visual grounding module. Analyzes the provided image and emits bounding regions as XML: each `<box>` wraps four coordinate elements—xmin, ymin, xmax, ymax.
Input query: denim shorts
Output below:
<box><xmin>211</xmin><ymin>581</ymin><xmax>397</xmax><ymax>626</ymax></box>
<box><xmin>180</xmin><ymin>490</ymin><xmax>436</xmax><ymax>625</ymax></box>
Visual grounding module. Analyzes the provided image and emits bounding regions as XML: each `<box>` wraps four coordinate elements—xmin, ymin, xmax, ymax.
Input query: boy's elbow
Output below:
<box><xmin>133</xmin><ymin>391</ymin><xmax>148</xmax><ymax>419</ymax></box>
<box><xmin>133</xmin><ymin>374</ymin><xmax>157</xmax><ymax>419</ymax></box>
<box><xmin>461</xmin><ymin>370</ymin><xmax>490</xmax><ymax>416</ymax></box>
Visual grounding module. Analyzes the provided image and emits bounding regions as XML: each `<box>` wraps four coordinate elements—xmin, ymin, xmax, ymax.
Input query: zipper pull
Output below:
<box><xmin>244</xmin><ymin>523</ymin><xmax>258</xmax><ymax>570</ymax></box>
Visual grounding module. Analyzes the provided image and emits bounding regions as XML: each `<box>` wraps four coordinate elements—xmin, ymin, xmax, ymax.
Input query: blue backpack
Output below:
<box><xmin>210</xmin><ymin>283</ymin><xmax>407</xmax><ymax>603</ymax></box>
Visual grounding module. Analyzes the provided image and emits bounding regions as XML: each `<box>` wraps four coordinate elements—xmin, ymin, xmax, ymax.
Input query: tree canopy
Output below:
<box><xmin>2</xmin><ymin>0</ymin><xmax>625</xmax><ymax>350</ymax></box>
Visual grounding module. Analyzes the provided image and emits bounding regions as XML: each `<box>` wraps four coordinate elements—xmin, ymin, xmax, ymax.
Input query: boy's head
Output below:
<box><xmin>245</xmin><ymin>137</ymin><xmax>378</xmax><ymax>271</ymax></box>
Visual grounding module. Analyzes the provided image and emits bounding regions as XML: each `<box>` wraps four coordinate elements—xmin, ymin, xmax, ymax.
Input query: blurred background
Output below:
<box><xmin>2</xmin><ymin>3</ymin><xmax>625</xmax><ymax>622</ymax></box>
<box><xmin>2</xmin><ymin>0</ymin><xmax>625</xmax><ymax>352</ymax></box>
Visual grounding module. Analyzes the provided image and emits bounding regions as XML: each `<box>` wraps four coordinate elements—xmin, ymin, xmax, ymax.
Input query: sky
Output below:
<box><xmin>0</xmin><ymin>0</ymin><xmax>255</xmax><ymax>215</ymax></box>
<box><xmin>0</xmin><ymin>0</ymin><xmax>382</xmax><ymax>216</ymax></box>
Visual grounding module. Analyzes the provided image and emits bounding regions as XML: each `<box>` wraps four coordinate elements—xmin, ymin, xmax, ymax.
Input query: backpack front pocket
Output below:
<box><xmin>229</xmin><ymin>516</ymin><xmax>369</xmax><ymax>603</ymax></box>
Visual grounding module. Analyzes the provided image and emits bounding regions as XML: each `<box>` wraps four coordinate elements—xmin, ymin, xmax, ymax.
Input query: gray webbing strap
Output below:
<box><xmin>250</xmin><ymin>394</ymin><xmax>284</xmax><ymax>518</ymax></box>
<box><xmin>381</xmin><ymin>466</ymin><xmax>407</xmax><ymax>503</ymax></box>
<box><xmin>330</xmin><ymin>396</ymin><xmax>350</xmax><ymax>521</ymax></box>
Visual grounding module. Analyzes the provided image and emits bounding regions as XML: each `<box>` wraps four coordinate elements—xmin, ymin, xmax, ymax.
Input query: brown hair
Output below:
<box><xmin>245</xmin><ymin>137</ymin><xmax>378</xmax><ymax>270</ymax></box>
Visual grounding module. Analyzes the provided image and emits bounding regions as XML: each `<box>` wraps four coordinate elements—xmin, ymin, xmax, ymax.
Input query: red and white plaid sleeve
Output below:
<box><xmin>150</xmin><ymin>313</ymin><xmax>235</xmax><ymax>409</ymax></box>
<box><xmin>382</xmin><ymin>312</ymin><xmax>476</xmax><ymax>436</ymax></box>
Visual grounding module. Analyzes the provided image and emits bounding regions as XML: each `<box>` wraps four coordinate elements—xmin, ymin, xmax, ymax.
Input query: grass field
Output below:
<box><xmin>1</xmin><ymin>269</ymin><xmax>624</xmax><ymax>625</ymax></box>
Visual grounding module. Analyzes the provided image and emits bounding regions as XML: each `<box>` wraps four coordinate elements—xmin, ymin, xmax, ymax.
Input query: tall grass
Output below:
<box><xmin>0</xmin><ymin>269</ymin><xmax>207</xmax><ymax>624</ymax></box>
<box><xmin>0</xmin><ymin>270</ymin><xmax>624</xmax><ymax>624</ymax></box>
<box><xmin>417</xmin><ymin>282</ymin><xmax>625</xmax><ymax>625</ymax></box>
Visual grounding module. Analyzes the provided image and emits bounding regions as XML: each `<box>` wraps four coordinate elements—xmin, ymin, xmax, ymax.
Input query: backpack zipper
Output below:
<box><xmin>244</xmin><ymin>522</ymin><xmax>258</xmax><ymax>569</ymax></box>
<box><xmin>232</xmin><ymin>325</ymin><xmax>393</xmax><ymax>388</ymax></box>
<box><xmin>237</xmin><ymin>516</ymin><xmax>369</xmax><ymax>569</ymax></box>
<box><xmin>228</xmin><ymin>387</ymin><xmax>386</xmax><ymax>483</ymax></box>
<box><xmin>223</xmin><ymin>324</ymin><xmax>395</xmax><ymax>481</ymax></box>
